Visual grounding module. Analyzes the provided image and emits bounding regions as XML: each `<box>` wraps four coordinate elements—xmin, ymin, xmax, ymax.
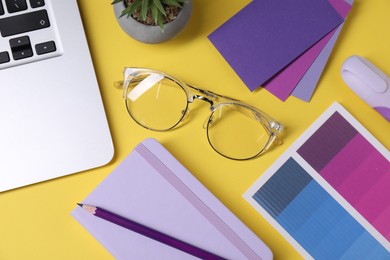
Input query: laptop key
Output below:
<box><xmin>0</xmin><ymin>1</ymin><xmax>4</xmax><ymax>15</ymax></box>
<box><xmin>12</xmin><ymin>48</ymin><xmax>33</xmax><ymax>60</ymax></box>
<box><xmin>10</xmin><ymin>36</ymin><xmax>33</xmax><ymax>60</ymax></box>
<box><xmin>36</xmin><ymin>41</ymin><xmax>56</xmax><ymax>55</ymax></box>
<box><xmin>30</xmin><ymin>0</ymin><xmax>45</xmax><ymax>8</ymax></box>
<box><xmin>0</xmin><ymin>51</ymin><xmax>10</xmax><ymax>64</ymax></box>
<box><xmin>5</xmin><ymin>0</ymin><xmax>27</xmax><ymax>14</ymax></box>
<box><xmin>10</xmin><ymin>35</ymin><xmax>30</xmax><ymax>48</ymax></box>
<box><xmin>0</xmin><ymin>9</ymin><xmax>50</xmax><ymax>37</ymax></box>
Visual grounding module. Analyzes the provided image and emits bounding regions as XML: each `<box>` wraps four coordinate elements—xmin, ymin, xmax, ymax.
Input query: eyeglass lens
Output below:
<box><xmin>126</xmin><ymin>73</ymin><xmax>188</xmax><ymax>131</ymax></box>
<box><xmin>207</xmin><ymin>104</ymin><xmax>270</xmax><ymax>160</ymax></box>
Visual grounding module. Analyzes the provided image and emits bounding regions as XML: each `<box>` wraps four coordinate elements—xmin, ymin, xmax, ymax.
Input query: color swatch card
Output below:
<box><xmin>72</xmin><ymin>138</ymin><xmax>272</xmax><ymax>259</ymax></box>
<box><xmin>208</xmin><ymin>0</ymin><xmax>343</xmax><ymax>91</ymax></box>
<box><xmin>244</xmin><ymin>103</ymin><xmax>390</xmax><ymax>259</ymax></box>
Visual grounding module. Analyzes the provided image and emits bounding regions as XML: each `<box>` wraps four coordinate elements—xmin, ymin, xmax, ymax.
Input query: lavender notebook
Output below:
<box><xmin>72</xmin><ymin>138</ymin><xmax>272</xmax><ymax>260</ymax></box>
<box><xmin>208</xmin><ymin>0</ymin><xmax>343</xmax><ymax>91</ymax></box>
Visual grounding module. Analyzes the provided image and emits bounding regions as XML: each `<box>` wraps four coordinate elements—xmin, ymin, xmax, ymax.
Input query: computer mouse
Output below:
<box><xmin>341</xmin><ymin>55</ymin><xmax>390</xmax><ymax>122</ymax></box>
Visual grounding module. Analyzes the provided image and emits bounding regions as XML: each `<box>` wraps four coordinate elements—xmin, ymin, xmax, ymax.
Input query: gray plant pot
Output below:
<box><xmin>113</xmin><ymin>0</ymin><xmax>192</xmax><ymax>44</ymax></box>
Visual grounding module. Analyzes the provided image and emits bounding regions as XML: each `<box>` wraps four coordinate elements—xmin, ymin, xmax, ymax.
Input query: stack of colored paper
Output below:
<box><xmin>208</xmin><ymin>0</ymin><xmax>353</xmax><ymax>102</ymax></box>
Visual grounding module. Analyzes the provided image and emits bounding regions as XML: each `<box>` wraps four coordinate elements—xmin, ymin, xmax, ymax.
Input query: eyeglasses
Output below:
<box><xmin>114</xmin><ymin>67</ymin><xmax>284</xmax><ymax>160</ymax></box>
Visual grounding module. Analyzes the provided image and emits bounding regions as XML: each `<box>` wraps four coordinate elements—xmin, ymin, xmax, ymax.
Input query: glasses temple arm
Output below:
<box><xmin>253</xmin><ymin>112</ymin><xmax>284</xmax><ymax>145</ymax></box>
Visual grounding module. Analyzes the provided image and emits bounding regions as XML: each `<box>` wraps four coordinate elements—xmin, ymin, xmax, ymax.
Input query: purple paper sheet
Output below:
<box><xmin>208</xmin><ymin>0</ymin><xmax>343</xmax><ymax>91</ymax></box>
<box><xmin>292</xmin><ymin>0</ymin><xmax>354</xmax><ymax>102</ymax></box>
<box><xmin>264</xmin><ymin>0</ymin><xmax>351</xmax><ymax>101</ymax></box>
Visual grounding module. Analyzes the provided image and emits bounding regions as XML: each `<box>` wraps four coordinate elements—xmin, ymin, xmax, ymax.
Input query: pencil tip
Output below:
<box><xmin>77</xmin><ymin>203</ymin><xmax>83</xmax><ymax>207</ymax></box>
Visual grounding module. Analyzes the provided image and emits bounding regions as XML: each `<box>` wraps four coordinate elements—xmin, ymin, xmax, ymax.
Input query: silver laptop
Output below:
<box><xmin>0</xmin><ymin>0</ymin><xmax>114</xmax><ymax>192</ymax></box>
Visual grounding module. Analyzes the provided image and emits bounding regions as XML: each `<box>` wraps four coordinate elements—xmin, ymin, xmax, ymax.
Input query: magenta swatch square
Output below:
<box><xmin>373</xmin><ymin>205</ymin><xmax>390</xmax><ymax>240</ymax></box>
<box><xmin>334</xmin><ymin>136</ymin><xmax>388</xmax><ymax>204</ymax></box>
<box><xmin>355</xmin><ymin>173</ymin><xmax>390</xmax><ymax>223</ymax></box>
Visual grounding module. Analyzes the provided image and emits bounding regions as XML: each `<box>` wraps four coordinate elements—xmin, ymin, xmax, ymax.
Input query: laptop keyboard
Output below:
<box><xmin>0</xmin><ymin>0</ymin><xmax>62</xmax><ymax>69</ymax></box>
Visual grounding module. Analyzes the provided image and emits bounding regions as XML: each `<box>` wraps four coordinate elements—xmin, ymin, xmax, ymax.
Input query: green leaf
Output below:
<box><xmin>151</xmin><ymin>4</ymin><xmax>158</xmax><ymax>24</ymax></box>
<box><xmin>161</xmin><ymin>0</ymin><xmax>182</xmax><ymax>8</ymax></box>
<box><xmin>141</xmin><ymin>0</ymin><xmax>149</xmax><ymax>21</ymax></box>
<box><xmin>129</xmin><ymin>0</ymin><xmax>142</xmax><ymax>17</ymax></box>
<box><xmin>119</xmin><ymin>5</ymin><xmax>132</xmax><ymax>18</ymax></box>
<box><xmin>119</xmin><ymin>0</ymin><xmax>142</xmax><ymax>18</ymax></box>
<box><xmin>152</xmin><ymin>0</ymin><xmax>166</xmax><ymax>16</ymax></box>
<box><xmin>157</xmin><ymin>10</ymin><xmax>164</xmax><ymax>31</ymax></box>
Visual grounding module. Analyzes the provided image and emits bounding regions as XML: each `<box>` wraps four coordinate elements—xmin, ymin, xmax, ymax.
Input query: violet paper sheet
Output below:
<box><xmin>208</xmin><ymin>0</ymin><xmax>343</xmax><ymax>91</ymax></box>
<box><xmin>291</xmin><ymin>25</ymin><xmax>344</xmax><ymax>101</ymax></box>
<box><xmin>71</xmin><ymin>138</ymin><xmax>272</xmax><ymax>260</ymax></box>
<box><xmin>264</xmin><ymin>0</ymin><xmax>352</xmax><ymax>101</ymax></box>
<box><xmin>292</xmin><ymin>0</ymin><xmax>354</xmax><ymax>102</ymax></box>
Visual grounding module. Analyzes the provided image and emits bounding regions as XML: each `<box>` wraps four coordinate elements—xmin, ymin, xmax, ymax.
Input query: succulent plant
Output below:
<box><xmin>112</xmin><ymin>0</ymin><xmax>185</xmax><ymax>30</ymax></box>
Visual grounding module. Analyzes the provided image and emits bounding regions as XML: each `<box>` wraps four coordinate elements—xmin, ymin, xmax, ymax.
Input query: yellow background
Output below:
<box><xmin>1</xmin><ymin>0</ymin><xmax>389</xmax><ymax>259</ymax></box>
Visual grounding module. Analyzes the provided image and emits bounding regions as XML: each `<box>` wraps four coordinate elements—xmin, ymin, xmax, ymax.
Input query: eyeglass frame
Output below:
<box><xmin>115</xmin><ymin>67</ymin><xmax>284</xmax><ymax>160</ymax></box>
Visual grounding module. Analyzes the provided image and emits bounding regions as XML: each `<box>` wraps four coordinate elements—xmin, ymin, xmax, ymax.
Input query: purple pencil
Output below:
<box><xmin>77</xmin><ymin>203</ymin><xmax>225</xmax><ymax>259</ymax></box>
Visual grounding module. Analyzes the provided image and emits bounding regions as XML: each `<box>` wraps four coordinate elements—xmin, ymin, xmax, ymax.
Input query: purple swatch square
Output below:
<box><xmin>208</xmin><ymin>0</ymin><xmax>344</xmax><ymax>91</ymax></box>
<box><xmin>297</xmin><ymin>112</ymin><xmax>357</xmax><ymax>172</ymax></box>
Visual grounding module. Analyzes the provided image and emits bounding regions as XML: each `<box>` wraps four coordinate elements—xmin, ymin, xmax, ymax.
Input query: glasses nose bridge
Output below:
<box><xmin>192</xmin><ymin>95</ymin><xmax>215</xmax><ymax>109</ymax></box>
